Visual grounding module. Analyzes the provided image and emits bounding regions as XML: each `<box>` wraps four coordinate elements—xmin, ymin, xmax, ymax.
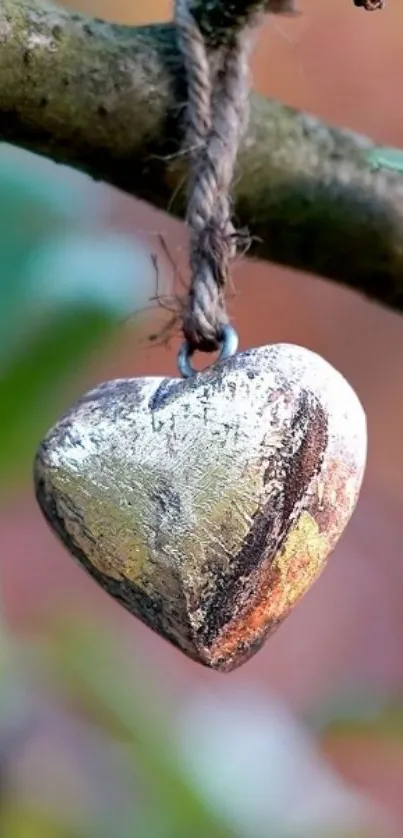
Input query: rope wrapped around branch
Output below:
<box><xmin>175</xmin><ymin>0</ymin><xmax>385</xmax><ymax>359</ymax></box>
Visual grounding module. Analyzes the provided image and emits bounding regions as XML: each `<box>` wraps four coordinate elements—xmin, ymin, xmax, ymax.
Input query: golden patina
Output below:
<box><xmin>269</xmin><ymin>509</ymin><xmax>329</xmax><ymax>619</ymax></box>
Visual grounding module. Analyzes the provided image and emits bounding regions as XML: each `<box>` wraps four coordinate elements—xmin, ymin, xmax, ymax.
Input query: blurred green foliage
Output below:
<box><xmin>0</xmin><ymin>145</ymin><xmax>152</xmax><ymax>490</ymax></box>
<box><xmin>0</xmin><ymin>142</ymin><xmax>400</xmax><ymax>838</ymax></box>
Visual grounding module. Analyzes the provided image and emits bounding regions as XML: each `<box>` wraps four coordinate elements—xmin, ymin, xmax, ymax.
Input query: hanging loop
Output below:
<box><xmin>177</xmin><ymin>324</ymin><xmax>239</xmax><ymax>378</ymax></box>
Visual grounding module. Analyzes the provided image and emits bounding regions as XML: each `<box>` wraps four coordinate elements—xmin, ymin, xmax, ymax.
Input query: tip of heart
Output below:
<box><xmin>34</xmin><ymin>343</ymin><xmax>367</xmax><ymax>672</ymax></box>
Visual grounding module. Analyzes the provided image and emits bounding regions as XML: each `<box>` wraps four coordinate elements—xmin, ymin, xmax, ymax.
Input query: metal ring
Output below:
<box><xmin>177</xmin><ymin>324</ymin><xmax>239</xmax><ymax>378</ymax></box>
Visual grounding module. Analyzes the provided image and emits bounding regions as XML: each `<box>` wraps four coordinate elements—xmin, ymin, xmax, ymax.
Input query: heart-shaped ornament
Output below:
<box><xmin>34</xmin><ymin>344</ymin><xmax>367</xmax><ymax>672</ymax></box>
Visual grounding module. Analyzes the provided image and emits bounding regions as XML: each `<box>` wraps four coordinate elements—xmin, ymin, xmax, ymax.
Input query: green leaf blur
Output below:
<box><xmin>0</xmin><ymin>145</ymin><xmax>150</xmax><ymax>490</ymax></box>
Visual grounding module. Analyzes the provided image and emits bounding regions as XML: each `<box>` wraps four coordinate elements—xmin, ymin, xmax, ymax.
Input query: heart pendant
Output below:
<box><xmin>34</xmin><ymin>344</ymin><xmax>367</xmax><ymax>672</ymax></box>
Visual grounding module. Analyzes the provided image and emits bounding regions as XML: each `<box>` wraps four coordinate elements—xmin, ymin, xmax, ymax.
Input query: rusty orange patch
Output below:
<box><xmin>208</xmin><ymin>511</ymin><xmax>330</xmax><ymax>670</ymax></box>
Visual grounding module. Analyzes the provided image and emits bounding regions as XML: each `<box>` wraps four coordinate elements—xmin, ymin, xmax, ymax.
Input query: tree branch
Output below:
<box><xmin>1</xmin><ymin>0</ymin><xmax>402</xmax><ymax>314</ymax></box>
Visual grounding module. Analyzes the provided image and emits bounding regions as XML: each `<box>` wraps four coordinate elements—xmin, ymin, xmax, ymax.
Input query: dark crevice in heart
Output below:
<box><xmin>194</xmin><ymin>392</ymin><xmax>328</xmax><ymax>650</ymax></box>
<box><xmin>79</xmin><ymin>379</ymin><xmax>146</xmax><ymax>408</ymax></box>
<box><xmin>33</xmin><ymin>453</ymin><xmax>196</xmax><ymax>660</ymax></box>
<box><xmin>148</xmin><ymin>377</ymin><xmax>180</xmax><ymax>411</ymax></box>
<box><xmin>280</xmin><ymin>391</ymin><xmax>328</xmax><ymax>528</ymax></box>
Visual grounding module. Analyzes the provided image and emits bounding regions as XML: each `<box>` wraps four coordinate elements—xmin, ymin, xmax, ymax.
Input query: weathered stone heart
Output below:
<box><xmin>34</xmin><ymin>344</ymin><xmax>367</xmax><ymax>672</ymax></box>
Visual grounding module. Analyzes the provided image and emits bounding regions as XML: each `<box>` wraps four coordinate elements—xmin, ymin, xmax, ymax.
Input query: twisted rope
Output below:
<box><xmin>175</xmin><ymin>0</ymin><xmax>267</xmax><ymax>355</ymax></box>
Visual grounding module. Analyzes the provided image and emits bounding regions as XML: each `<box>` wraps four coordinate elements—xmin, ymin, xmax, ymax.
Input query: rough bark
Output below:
<box><xmin>0</xmin><ymin>0</ymin><xmax>402</xmax><ymax>313</ymax></box>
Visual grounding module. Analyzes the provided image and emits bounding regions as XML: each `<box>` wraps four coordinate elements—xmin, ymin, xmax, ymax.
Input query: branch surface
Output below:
<box><xmin>0</xmin><ymin>0</ymin><xmax>402</xmax><ymax>313</ymax></box>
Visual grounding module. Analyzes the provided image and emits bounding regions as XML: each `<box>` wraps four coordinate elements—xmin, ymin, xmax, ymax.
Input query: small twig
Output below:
<box><xmin>353</xmin><ymin>0</ymin><xmax>385</xmax><ymax>9</ymax></box>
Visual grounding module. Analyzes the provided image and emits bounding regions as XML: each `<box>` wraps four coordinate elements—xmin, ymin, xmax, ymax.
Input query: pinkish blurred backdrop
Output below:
<box><xmin>2</xmin><ymin>0</ymin><xmax>403</xmax><ymax>831</ymax></box>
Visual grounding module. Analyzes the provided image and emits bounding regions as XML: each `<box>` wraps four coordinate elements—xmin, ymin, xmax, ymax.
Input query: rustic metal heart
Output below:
<box><xmin>34</xmin><ymin>344</ymin><xmax>367</xmax><ymax>672</ymax></box>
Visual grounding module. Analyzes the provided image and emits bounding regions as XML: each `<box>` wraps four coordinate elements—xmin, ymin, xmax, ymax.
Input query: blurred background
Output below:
<box><xmin>1</xmin><ymin>0</ymin><xmax>403</xmax><ymax>836</ymax></box>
